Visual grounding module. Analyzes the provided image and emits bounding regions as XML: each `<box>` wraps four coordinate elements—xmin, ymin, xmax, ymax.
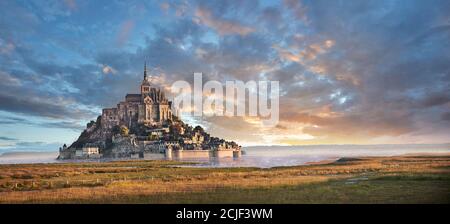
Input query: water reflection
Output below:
<box><xmin>166</xmin><ymin>145</ymin><xmax>450</xmax><ymax>168</ymax></box>
<box><xmin>1</xmin><ymin>144</ymin><xmax>449</xmax><ymax>167</ymax></box>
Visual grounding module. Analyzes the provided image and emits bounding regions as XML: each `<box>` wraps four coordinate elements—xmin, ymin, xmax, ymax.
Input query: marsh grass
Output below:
<box><xmin>0</xmin><ymin>156</ymin><xmax>449</xmax><ymax>203</ymax></box>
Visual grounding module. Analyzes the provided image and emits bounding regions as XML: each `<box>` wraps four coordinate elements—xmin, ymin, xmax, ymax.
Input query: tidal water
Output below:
<box><xmin>1</xmin><ymin>144</ymin><xmax>449</xmax><ymax>168</ymax></box>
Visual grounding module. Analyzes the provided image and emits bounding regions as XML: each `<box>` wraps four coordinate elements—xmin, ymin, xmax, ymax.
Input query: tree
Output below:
<box><xmin>194</xmin><ymin>125</ymin><xmax>204</xmax><ymax>133</ymax></box>
<box><xmin>87</xmin><ymin>120</ymin><xmax>95</xmax><ymax>128</ymax></box>
<box><xmin>148</xmin><ymin>134</ymin><xmax>158</xmax><ymax>141</ymax></box>
<box><xmin>120</xmin><ymin>126</ymin><xmax>129</xmax><ymax>136</ymax></box>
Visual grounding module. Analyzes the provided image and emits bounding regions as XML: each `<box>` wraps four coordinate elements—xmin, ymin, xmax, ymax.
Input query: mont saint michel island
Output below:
<box><xmin>58</xmin><ymin>64</ymin><xmax>241</xmax><ymax>160</ymax></box>
<box><xmin>1</xmin><ymin>0</ymin><xmax>449</xmax><ymax>207</ymax></box>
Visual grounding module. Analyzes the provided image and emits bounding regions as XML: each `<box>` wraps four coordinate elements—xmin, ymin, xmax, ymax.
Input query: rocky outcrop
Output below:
<box><xmin>69</xmin><ymin>116</ymin><xmax>111</xmax><ymax>151</ymax></box>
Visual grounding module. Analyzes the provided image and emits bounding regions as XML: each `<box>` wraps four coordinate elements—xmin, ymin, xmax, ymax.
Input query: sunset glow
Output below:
<box><xmin>0</xmin><ymin>0</ymin><xmax>449</xmax><ymax>151</ymax></box>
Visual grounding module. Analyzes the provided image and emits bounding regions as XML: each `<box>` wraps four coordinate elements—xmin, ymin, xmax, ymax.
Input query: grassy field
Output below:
<box><xmin>0</xmin><ymin>155</ymin><xmax>449</xmax><ymax>203</ymax></box>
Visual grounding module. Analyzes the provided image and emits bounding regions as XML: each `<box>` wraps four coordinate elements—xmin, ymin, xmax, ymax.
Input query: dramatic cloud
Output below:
<box><xmin>0</xmin><ymin>136</ymin><xmax>18</xmax><ymax>141</ymax></box>
<box><xmin>0</xmin><ymin>92</ymin><xmax>96</xmax><ymax>120</ymax></box>
<box><xmin>116</xmin><ymin>20</ymin><xmax>135</xmax><ymax>46</ymax></box>
<box><xmin>194</xmin><ymin>7</ymin><xmax>255</xmax><ymax>36</ymax></box>
<box><xmin>0</xmin><ymin>0</ymin><xmax>449</xmax><ymax>147</ymax></box>
<box><xmin>102</xmin><ymin>65</ymin><xmax>117</xmax><ymax>75</ymax></box>
<box><xmin>0</xmin><ymin>39</ymin><xmax>15</xmax><ymax>55</ymax></box>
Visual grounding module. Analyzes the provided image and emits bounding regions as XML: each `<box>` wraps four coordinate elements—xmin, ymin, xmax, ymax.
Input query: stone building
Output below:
<box><xmin>59</xmin><ymin>63</ymin><xmax>241</xmax><ymax>160</ymax></box>
<box><xmin>75</xmin><ymin>146</ymin><xmax>100</xmax><ymax>158</ymax></box>
<box><xmin>101</xmin><ymin>63</ymin><xmax>173</xmax><ymax>129</ymax></box>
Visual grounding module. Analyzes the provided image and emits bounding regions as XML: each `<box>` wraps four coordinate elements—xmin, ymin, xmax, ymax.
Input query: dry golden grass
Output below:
<box><xmin>0</xmin><ymin>155</ymin><xmax>449</xmax><ymax>203</ymax></box>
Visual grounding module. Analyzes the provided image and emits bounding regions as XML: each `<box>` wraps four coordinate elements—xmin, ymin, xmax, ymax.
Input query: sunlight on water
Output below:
<box><xmin>0</xmin><ymin>151</ymin><xmax>59</xmax><ymax>164</ymax></box>
<box><xmin>1</xmin><ymin>144</ymin><xmax>449</xmax><ymax>168</ymax></box>
<box><xmin>174</xmin><ymin>144</ymin><xmax>450</xmax><ymax>168</ymax></box>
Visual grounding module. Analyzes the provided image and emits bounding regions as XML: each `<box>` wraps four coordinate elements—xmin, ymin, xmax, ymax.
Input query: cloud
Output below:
<box><xmin>0</xmin><ymin>71</ymin><xmax>21</xmax><ymax>86</ymax></box>
<box><xmin>0</xmin><ymin>136</ymin><xmax>18</xmax><ymax>141</ymax></box>
<box><xmin>0</xmin><ymin>94</ymin><xmax>83</xmax><ymax>119</ymax></box>
<box><xmin>261</xmin><ymin>1</ymin><xmax>450</xmax><ymax>143</ymax></box>
<box><xmin>64</xmin><ymin>0</ymin><xmax>77</xmax><ymax>11</ymax></box>
<box><xmin>442</xmin><ymin>112</ymin><xmax>450</xmax><ymax>121</ymax></box>
<box><xmin>116</xmin><ymin>20</ymin><xmax>135</xmax><ymax>46</ymax></box>
<box><xmin>95</xmin><ymin>0</ymin><xmax>450</xmax><ymax>144</ymax></box>
<box><xmin>40</xmin><ymin>121</ymin><xmax>84</xmax><ymax>130</ymax></box>
<box><xmin>0</xmin><ymin>116</ymin><xmax>30</xmax><ymax>125</ymax></box>
<box><xmin>102</xmin><ymin>64</ymin><xmax>117</xmax><ymax>75</ymax></box>
<box><xmin>0</xmin><ymin>115</ymin><xmax>84</xmax><ymax>131</ymax></box>
<box><xmin>160</xmin><ymin>2</ymin><xmax>170</xmax><ymax>11</ymax></box>
<box><xmin>0</xmin><ymin>39</ymin><xmax>15</xmax><ymax>54</ymax></box>
<box><xmin>274</xmin><ymin>39</ymin><xmax>335</xmax><ymax>65</ymax></box>
<box><xmin>283</xmin><ymin>0</ymin><xmax>308</xmax><ymax>23</ymax></box>
<box><xmin>0</xmin><ymin>0</ymin><xmax>449</xmax><ymax>145</ymax></box>
<box><xmin>419</xmin><ymin>93</ymin><xmax>450</xmax><ymax>108</ymax></box>
<box><xmin>15</xmin><ymin>141</ymin><xmax>47</xmax><ymax>147</ymax></box>
<box><xmin>194</xmin><ymin>7</ymin><xmax>255</xmax><ymax>36</ymax></box>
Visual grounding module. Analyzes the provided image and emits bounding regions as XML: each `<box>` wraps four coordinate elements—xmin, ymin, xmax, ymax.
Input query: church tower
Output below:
<box><xmin>141</xmin><ymin>62</ymin><xmax>151</xmax><ymax>94</ymax></box>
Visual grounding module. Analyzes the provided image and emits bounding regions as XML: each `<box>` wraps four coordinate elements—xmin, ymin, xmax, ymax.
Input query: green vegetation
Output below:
<box><xmin>120</xmin><ymin>126</ymin><xmax>129</xmax><ymax>136</ymax></box>
<box><xmin>120</xmin><ymin>174</ymin><xmax>450</xmax><ymax>204</ymax></box>
<box><xmin>0</xmin><ymin>155</ymin><xmax>449</xmax><ymax>203</ymax></box>
<box><xmin>148</xmin><ymin>133</ymin><xmax>158</xmax><ymax>141</ymax></box>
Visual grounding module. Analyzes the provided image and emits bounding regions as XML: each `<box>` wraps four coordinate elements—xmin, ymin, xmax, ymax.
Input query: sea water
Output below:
<box><xmin>1</xmin><ymin>144</ymin><xmax>449</xmax><ymax>168</ymax></box>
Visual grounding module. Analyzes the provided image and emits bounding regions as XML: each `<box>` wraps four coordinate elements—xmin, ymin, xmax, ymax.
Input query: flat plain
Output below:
<box><xmin>0</xmin><ymin>155</ymin><xmax>449</xmax><ymax>203</ymax></box>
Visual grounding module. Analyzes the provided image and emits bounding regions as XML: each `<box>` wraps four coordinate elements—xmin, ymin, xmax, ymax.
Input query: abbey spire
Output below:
<box><xmin>144</xmin><ymin>61</ymin><xmax>148</xmax><ymax>80</ymax></box>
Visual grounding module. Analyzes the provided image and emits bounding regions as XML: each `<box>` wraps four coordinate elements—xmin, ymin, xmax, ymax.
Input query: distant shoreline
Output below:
<box><xmin>0</xmin><ymin>151</ymin><xmax>58</xmax><ymax>157</ymax></box>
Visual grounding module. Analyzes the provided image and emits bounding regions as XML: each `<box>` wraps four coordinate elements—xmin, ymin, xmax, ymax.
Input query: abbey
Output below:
<box><xmin>101</xmin><ymin>63</ymin><xmax>173</xmax><ymax>129</ymax></box>
<box><xmin>58</xmin><ymin>63</ymin><xmax>241</xmax><ymax>160</ymax></box>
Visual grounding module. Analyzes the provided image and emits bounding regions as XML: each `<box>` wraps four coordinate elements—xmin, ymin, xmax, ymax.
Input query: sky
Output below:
<box><xmin>0</xmin><ymin>0</ymin><xmax>449</xmax><ymax>151</ymax></box>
